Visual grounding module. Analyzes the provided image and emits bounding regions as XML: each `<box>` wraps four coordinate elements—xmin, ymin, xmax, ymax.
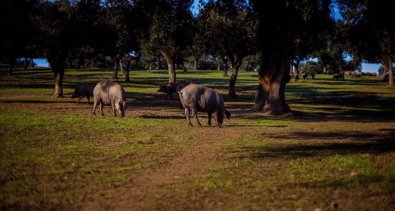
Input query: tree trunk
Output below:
<box><xmin>182</xmin><ymin>63</ymin><xmax>188</xmax><ymax>73</ymax></box>
<box><xmin>254</xmin><ymin>59</ymin><xmax>291</xmax><ymax>115</ymax></box>
<box><xmin>193</xmin><ymin>59</ymin><xmax>197</xmax><ymax>70</ymax></box>
<box><xmin>157</xmin><ymin>56</ymin><xmax>162</xmax><ymax>69</ymax></box>
<box><xmin>52</xmin><ymin>57</ymin><xmax>65</xmax><ymax>98</ymax></box>
<box><xmin>228</xmin><ymin>59</ymin><xmax>241</xmax><ymax>97</ymax></box>
<box><xmin>223</xmin><ymin>68</ymin><xmax>228</xmax><ymax>77</ymax></box>
<box><xmin>112</xmin><ymin>58</ymin><xmax>119</xmax><ymax>80</ymax></box>
<box><xmin>54</xmin><ymin>70</ymin><xmax>64</xmax><ymax>98</ymax></box>
<box><xmin>124</xmin><ymin>59</ymin><xmax>131</xmax><ymax>82</ymax></box>
<box><xmin>228</xmin><ymin>70</ymin><xmax>238</xmax><ymax>97</ymax></box>
<box><xmin>253</xmin><ymin>82</ymin><xmax>265</xmax><ymax>110</ymax></box>
<box><xmin>8</xmin><ymin>64</ymin><xmax>14</xmax><ymax>76</ymax></box>
<box><xmin>24</xmin><ymin>56</ymin><xmax>29</xmax><ymax>70</ymax></box>
<box><xmin>389</xmin><ymin>57</ymin><xmax>394</xmax><ymax>86</ymax></box>
<box><xmin>292</xmin><ymin>59</ymin><xmax>301</xmax><ymax>81</ymax></box>
<box><xmin>31</xmin><ymin>57</ymin><xmax>35</xmax><ymax>68</ymax></box>
<box><xmin>252</xmin><ymin>0</ymin><xmax>292</xmax><ymax>115</ymax></box>
<box><xmin>77</xmin><ymin>58</ymin><xmax>83</xmax><ymax>69</ymax></box>
<box><xmin>119</xmin><ymin>59</ymin><xmax>125</xmax><ymax>74</ymax></box>
<box><xmin>162</xmin><ymin>50</ymin><xmax>176</xmax><ymax>84</ymax></box>
<box><xmin>293</xmin><ymin>64</ymin><xmax>299</xmax><ymax>81</ymax></box>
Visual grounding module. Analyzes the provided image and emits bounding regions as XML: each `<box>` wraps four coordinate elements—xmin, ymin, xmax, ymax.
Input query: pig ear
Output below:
<box><xmin>225</xmin><ymin>110</ymin><xmax>231</xmax><ymax>120</ymax></box>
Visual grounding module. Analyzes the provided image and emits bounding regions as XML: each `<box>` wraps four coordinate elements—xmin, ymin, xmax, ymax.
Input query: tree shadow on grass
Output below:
<box><xmin>292</xmin><ymin>109</ymin><xmax>395</xmax><ymax>123</ymax></box>
<box><xmin>140</xmin><ymin>115</ymin><xmax>184</xmax><ymax>120</ymax></box>
<box><xmin>236</xmin><ymin>129</ymin><xmax>395</xmax><ymax>159</ymax></box>
<box><xmin>288</xmin><ymin>175</ymin><xmax>395</xmax><ymax>190</ymax></box>
<box><xmin>291</xmin><ymin>91</ymin><xmax>395</xmax><ymax>107</ymax></box>
<box><xmin>126</xmin><ymin>91</ymin><xmax>181</xmax><ymax>110</ymax></box>
<box><xmin>0</xmin><ymin>99</ymin><xmax>80</xmax><ymax>104</ymax></box>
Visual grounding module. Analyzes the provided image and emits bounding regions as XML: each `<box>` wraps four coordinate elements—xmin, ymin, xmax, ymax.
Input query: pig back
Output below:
<box><xmin>93</xmin><ymin>80</ymin><xmax>114</xmax><ymax>104</ymax></box>
<box><xmin>78</xmin><ymin>83</ymin><xmax>96</xmax><ymax>95</ymax></box>
<box><xmin>108</xmin><ymin>83</ymin><xmax>126</xmax><ymax>102</ymax></box>
<box><xmin>180</xmin><ymin>84</ymin><xmax>224</xmax><ymax>112</ymax></box>
<box><xmin>199</xmin><ymin>89</ymin><xmax>225</xmax><ymax>112</ymax></box>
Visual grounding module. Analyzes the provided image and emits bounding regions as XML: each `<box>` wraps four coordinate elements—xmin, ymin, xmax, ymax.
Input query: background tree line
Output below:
<box><xmin>0</xmin><ymin>0</ymin><xmax>394</xmax><ymax>115</ymax></box>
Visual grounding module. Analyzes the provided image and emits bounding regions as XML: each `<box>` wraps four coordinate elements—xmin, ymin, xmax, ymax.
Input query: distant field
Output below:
<box><xmin>1</xmin><ymin>67</ymin><xmax>394</xmax><ymax>210</ymax></box>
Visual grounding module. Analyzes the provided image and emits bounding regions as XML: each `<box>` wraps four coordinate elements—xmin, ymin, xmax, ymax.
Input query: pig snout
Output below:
<box><xmin>226</xmin><ymin>110</ymin><xmax>231</xmax><ymax>120</ymax></box>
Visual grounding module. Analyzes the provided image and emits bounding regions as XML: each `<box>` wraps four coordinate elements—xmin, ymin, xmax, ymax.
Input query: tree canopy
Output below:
<box><xmin>1</xmin><ymin>0</ymin><xmax>394</xmax><ymax>113</ymax></box>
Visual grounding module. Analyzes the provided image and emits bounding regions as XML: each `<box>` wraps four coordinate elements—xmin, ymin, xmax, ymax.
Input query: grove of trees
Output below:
<box><xmin>0</xmin><ymin>0</ymin><xmax>394</xmax><ymax>115</ymax></box>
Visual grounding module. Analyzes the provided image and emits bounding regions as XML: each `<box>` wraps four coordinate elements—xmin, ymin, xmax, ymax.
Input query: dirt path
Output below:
<box><xmin>78</xmin><ymin>124</ymin><xmax>233</xmax><ymax>210</ymax></box>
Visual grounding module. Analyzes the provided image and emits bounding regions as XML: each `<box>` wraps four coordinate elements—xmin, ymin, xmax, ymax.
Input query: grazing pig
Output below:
<box><xmin>333</xmin><ymin>73</ymin><xmax>344</xmax><ymax>80</ymax></box>
<box><xmin>311</xmin><ymin>72</ymin><xmax>316</xmax><ymax>79</ymax></box>
<box><xmin>157</xmin><ymin>83</ymin><xmax>176</xmax><ymax>99</ymax></box>
<box><xmin>175</xmin><ymin>80</ymin><xmax>193</xmax><ymax>108</ymax></box>
<box><xmin>71</xmin><ymin>83</ymin><xmax>96</xmax><ymax>103</ymax></box>
<box><xmin>178</xmin><ymin>84</ymin><xmax>231</xmax><ymax>127</ymax></box>
<box><xmin>157</xmin><ymin>80</ymin><xmax>192</xmax><ymax>100</ymax></box>
<box><xmin>92</xmin><ymin>80</ymin><xmax>127</xmax><ymax>118</ymax></box>
<box><xmin>302</xmin><ymin>72</ymin><xmax>308</xmax><ymax>80</ymax></box>
<box><xmin>176</xmin><ymin>80</ymin><xmax>193</xmax><ymax>92</ymax></box>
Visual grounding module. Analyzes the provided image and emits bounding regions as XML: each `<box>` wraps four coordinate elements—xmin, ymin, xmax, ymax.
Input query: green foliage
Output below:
<box><xmin>337</xmin><ymin>0</ymin><xmax>395</xmax><ymax>62</ymax></box>
<box><xmin>0</xmin><ymin>0</ymin><xmax>39</xmax><ymax>64</ymax></box>
<box><xmin>142</xmin><ymin>0</ymin><xmax>194</xmax><ymax>54</ymax></box>
<box><xmin>196</xmin><ymin>0</ymin><xmax>256</xmax><ymax>65</ymax></box>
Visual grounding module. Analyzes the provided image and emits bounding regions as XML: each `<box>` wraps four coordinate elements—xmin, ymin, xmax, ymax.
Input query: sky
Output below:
<box><xmin>33</xmin><ymin>58</ymin><xmax>49</xmax><ymax>67</ymax></box>
<box><xmin>361</xmin><ymin>63</ymin><xmax>381</xmax><ymax>73</ymax></box>
<box><xmin>191</xmin><ymin>0</ymin><xmax>201</xmax><ymax>16</ymax></box>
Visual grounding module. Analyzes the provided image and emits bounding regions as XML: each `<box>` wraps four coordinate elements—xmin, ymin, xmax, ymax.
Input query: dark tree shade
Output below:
<box><xmin>35</xmin><ymin>0</ymin><xmax>118</xmax><ymax>97</ymax></box>
<box><xmin>196</xmin><ymin>0</ymin><xmax>256</xmax><ymax>97</ymax></box>
<box><xmin>0</xmin><ymin>0</ymin><xmax>39</xmax><ymax>75</ymax></box>
<box><xmin>338</xmin><ymin>0</ymin><xmax>395</xmax><ymax>86</ymax></box>
<box><xmin>142</xmin><ymin>0</ymin><xmax>194</xmax><ymax>84</ymax></box>
<box><xmin>251</xmin><ymin>0</ymin><xmax>331</xmax><ymax>115</ymax></box>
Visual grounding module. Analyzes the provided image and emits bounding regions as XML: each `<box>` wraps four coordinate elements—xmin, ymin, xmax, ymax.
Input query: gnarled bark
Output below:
<box><xmin>251</xmin><ymin>0</ymin><xmax>292</xmax><ymax>115</ymax></box>
<box><xmin>253</xmin><ymin>60</ymin><xmax>291</xmax><ymax>115</ymax></box>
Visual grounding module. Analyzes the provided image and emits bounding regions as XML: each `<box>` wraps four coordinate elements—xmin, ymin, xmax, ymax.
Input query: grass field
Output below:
<box><xmin>1</xmin><ymin>67</ymin><xmax>395</xmax><ymax>210</ymax></box>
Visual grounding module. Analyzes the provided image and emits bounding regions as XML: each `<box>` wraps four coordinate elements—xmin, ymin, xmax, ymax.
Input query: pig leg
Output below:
<box><xmin>111</xmin><ymin>100</ymin><xmax>117</xmax><ymax>117</ymax></box>
<box><xmin>185</xmin><ymin>108</ymin><xmax>193</xmax><ymax>126</ymax></box>
<box><xmin>208</xmin><ymin>112</ymin><xmax>212</xmax><ymax>126</ymax></box>
<box><xmin>77</xmin><ymin>96</ymin><xmax>82</xmax><ymax>103</ymax></box>
<box><xmin>92</xmin><ymin>100</ymin><xmax>98</xmax><ymax>115</ymax></box>
<box><xmin>192</xmin><ymin>109</ymin><xmax>202</xmax><ymax>127</ymax></box>
<box><xmin>100</xmin><ymin>101</ymin><xmax>104</xmax><ymax>116</ymax></box>
<box><xmin>87</xmin><ymin>96</ymin><xmax>90</xmax><ymax>104</ymax></box>
<box><xmin>213</xmin><ymin>113</ymin><xmax>218</xmax><ymax>126</ymax></box>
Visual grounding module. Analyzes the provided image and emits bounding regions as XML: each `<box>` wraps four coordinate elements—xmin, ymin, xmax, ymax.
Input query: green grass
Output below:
<box><xmin>1</xmin><ymin>67</ymin><xmax>395</xmax><ymax>210</ymax></box>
